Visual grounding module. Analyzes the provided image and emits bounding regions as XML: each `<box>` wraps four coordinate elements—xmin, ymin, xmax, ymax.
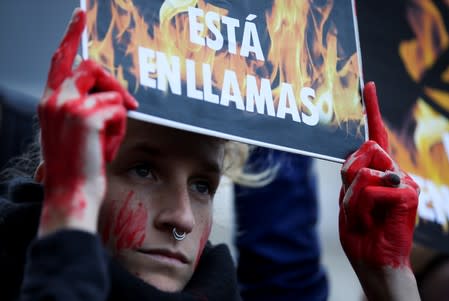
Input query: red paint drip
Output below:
<box><xmin>113</xmin><ymin>191</ymin><xmax>135</xmax><ymax>238</ymax></box>
<box><xmin>113</xmin><ymin>192</ymin><xmax>148</xmax><ymax>251</ymax></box>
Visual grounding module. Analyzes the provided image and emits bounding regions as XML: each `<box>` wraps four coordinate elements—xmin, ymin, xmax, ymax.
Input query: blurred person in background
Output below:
<box><xmin>234</xmin><ymin>149</ymin><xmax>328</xmax><ymax>301</ymax></box>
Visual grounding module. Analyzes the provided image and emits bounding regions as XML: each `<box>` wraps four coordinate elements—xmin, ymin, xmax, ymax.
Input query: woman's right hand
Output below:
<box><xmin>38</xmin><ymin>8</ymin><xmax>138</xmax><ymax>236</ymax></box>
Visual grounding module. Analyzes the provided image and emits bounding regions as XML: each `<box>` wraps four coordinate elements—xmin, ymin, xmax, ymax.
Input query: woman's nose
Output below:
<box><xmin>153</xmin><ymin>185</ymin><xmax>195</xmax><ymax>235</ymax></box>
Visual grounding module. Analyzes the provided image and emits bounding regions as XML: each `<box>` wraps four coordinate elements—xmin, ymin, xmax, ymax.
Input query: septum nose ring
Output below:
<box><xmin>173</xmin><ymin>227</ymin><xmax>186</xmax><ymax>241</ymax></box>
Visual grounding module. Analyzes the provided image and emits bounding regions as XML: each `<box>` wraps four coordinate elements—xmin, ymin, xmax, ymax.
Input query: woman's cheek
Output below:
<box><xmin>99</xmin><ymin>199</ymin><xmax>115</xmax><ymax>247</ymax></box>
<box><xmin>100</xmin><ymin>191</ymin><xmax>149</xmax><ymax>252</ymax></box>
<box><xmin>194</xmin><ymin>216</ymin><xmax>212</xmax><ymax>269</ymax></box>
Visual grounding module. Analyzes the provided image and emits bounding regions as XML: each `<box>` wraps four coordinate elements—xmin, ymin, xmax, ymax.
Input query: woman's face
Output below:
<box><xmin>99</xmin><ymin>119</ymin><xmax>225</xmax><ymax>292</ymax></box>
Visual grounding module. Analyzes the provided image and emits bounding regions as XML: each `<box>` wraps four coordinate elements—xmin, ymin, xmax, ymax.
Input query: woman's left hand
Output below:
<box><xmin>339</xmin><ymin>82</ymin><xmax>420</xmax><ymax>300</ymax></box>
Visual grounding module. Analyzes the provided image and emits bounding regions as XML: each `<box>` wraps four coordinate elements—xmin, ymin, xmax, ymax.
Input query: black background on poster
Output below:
<box><xmin>357</xmin><ymin>0</ymin><xmax>449</xmax><ymax>252</ymax></box>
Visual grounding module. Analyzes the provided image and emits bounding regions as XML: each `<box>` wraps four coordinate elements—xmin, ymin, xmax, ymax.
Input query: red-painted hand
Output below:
<box><xmin>38</xmin><ymin>8</ymin><xmax>138</xmax><ymax>235</ymax></box>
<box><xmin>339</xmin><ymin>82</ymin><xmax>420</xmax><ymax>269</ymax></box>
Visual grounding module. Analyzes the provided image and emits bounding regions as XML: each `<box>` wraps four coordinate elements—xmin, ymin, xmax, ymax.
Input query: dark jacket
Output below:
<box><xmin>0</xmin><ymin>178</ymin><xmax>242</xmax><ymax>301</ymax></box>
<box><xmin>235</xmin><ymin>149</ymin><xmax>328</xmax><ymax>301</ymax></box>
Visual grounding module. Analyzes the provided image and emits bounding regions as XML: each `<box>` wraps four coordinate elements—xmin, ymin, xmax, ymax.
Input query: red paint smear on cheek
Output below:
<box><xmin>113</xmin><ymin>191</ymin><xmax>148</xmax><ymax>251</ymax></box>
<box><xmin>194</xmin><ymin>218</ymin><xmax>212</xmax><ymax>270</ymax></box>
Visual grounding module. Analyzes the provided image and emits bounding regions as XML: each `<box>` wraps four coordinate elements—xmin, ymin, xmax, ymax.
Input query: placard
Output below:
<box><xmin>81</xmin><ymin>0</ymin><xmax>366</xmax><ymax>162</ymax></box>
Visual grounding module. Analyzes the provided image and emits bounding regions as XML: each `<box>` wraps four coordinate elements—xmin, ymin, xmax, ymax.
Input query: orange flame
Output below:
<box><xmin>393</xmin><ymin>1</ymin><xmax>449</xmax><ymax>226</ymax></box>
<box><xmin>85</xmin><ymin>0</ymin><xmax>362</xmax><ymax>128</ymax></box>
<box><xmin>394</xmin><ymin>1</ymin><xmax>449</xmax><ymax>182</ymax></box>
<box><xmin>399</xmin><ymin>1</ymin><xmax>448</xmax><ymax>81</ymax></box>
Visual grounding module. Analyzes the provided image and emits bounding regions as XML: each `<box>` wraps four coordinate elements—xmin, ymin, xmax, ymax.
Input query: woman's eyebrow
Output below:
<box><xmin>199</xmin><ymin>159</ymin><xmax>222</xmax><ymax>175</ymax></box>
<box><xmin>127</xmin><ymin>142</ymin><xmax>222</xmax><ymax>172</ymax></box>
<box><xmin>127</xmin><ymin>143</ymin><xmax>163</xmax><ymax>157</ymax></box>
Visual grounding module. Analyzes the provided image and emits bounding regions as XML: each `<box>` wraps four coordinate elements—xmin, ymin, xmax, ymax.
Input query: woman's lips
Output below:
<box><xmin>137</xmin><ymin>248</ymin><xmax>189</xmax><ymax>265</ymax></box>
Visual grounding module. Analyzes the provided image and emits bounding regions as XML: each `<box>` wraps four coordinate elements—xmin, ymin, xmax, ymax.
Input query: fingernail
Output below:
<box><xmin>127</xmin><ymin>95</ymin><xmax>139</xmax><ymax>109</ymax></box>
<box><xmin>383</xmin><ymin>171</ymin><xmax>400</xmax><ymax>187</ymax></box>
<box><xmin>71</xmin><ymin>8</ymin><xmax>81</xmax><ymax>22</ymax></box>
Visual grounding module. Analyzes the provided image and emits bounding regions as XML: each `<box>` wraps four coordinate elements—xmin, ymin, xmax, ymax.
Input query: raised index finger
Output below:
<box><xmin>364</xmin><ymin>81</ymin><xmax>389</xmax><ymax>152</ymax></box>
<box><xmin>45</xmin><ymin>8</ymin><xmax>86</xmax><ymax>92</ymax></box>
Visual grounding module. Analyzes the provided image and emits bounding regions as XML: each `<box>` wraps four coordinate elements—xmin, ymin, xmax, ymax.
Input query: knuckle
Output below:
<box><xmin>398</xmin><ymin>189</ymin><xmax>418</xmax><ymax>211</ymax></box>
<box><xmin>365</xmin><ymin>140</ymin><xmax>377</xmax><ymax>147</ymax></box>
<box><xmin>51</xmin><ymin>48</ymin><xmax>64</xmax><ymax>65</ymax></box>
<box><xmin>83</xmin><ymin>96</ymin><xmax>97</xmax><ymax>110</ymax></box>
<box><xmin>353</xmin><ymin>167</ymin><xmax>374</xmax><ymax>181</ymax></box>
<box><xmin>340</xmin><ymin>168</ymin><xmax>348</xmax><ymax>181</ymax></box>
<box><xmin>341</xmin><ymin>154</ymin><xmax>358</xmax><ymax>177</ymax></box>
<box><xmin>358</xmin><ymin>167</ymin><xmax>371</xmax><ymax>176</ymax></box>
<box><xmin>77</xmin><ymin>59</ymin><xmax>100</xmax><ymax>72</ymax></box>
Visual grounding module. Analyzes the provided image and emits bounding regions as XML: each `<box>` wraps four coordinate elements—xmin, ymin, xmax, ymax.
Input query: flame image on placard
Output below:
<box><xmin>391</xmin><ymin>1</ymin><xmax>449</xmax><ymax>228</ymax></box>
<box><xmin>85</xmin><ymin>0</ymin><xmax>363</xmax><ymax>131</ymax></box>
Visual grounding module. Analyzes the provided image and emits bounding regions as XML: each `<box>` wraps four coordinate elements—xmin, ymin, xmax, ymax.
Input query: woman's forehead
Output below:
<box><xmin>126</xmin><ymin>118</ymin><xmax>224</xmax><ymax>143</ymax></box>
<box><xmin>122</xmin><ymin>119</ymin><xmax>225</xmax><ymax>162</ymax></box>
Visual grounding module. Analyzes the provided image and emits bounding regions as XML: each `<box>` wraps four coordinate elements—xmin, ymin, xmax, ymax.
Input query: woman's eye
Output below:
<box><xmin>131</xmin><ymin>164</ymin><xmax>155</xmax><ymax>179</ymax></box>
<box><xmin>191</xmin><ymin>181</ymin><xmax>212</xmax><ymax>195</ymax></box>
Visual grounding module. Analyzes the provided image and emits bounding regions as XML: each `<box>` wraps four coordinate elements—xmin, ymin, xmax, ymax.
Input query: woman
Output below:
<box><xmin>1</xmin><ymin>8</ymin><xmax>420</xmax><ymax>301</ymax></box>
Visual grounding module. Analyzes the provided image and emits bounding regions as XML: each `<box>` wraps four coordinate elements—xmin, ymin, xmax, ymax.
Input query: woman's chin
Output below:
<box><xmin>114</xmin><ymin>249</ymin><xmax>193</xmax><ymax>292</ymax></box>
<box><xmin>137</xmin><ymin>273</ymin><xmax>186</xmax><ymax>292</ymax></box>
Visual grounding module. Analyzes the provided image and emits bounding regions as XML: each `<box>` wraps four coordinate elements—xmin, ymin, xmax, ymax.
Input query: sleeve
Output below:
<box><xmin>234</xmin><ymin>148</ymin><xmax>328</xmax><ymax>301</ymax></box>
<box><xmin>0</xmin><ymin>180</ymin><xmax>43</xmax><ymax>301</ymax></box>
<box><xmin>19</xmin><ymin>230</ymin><xmax>110</xmax><ymax>301</ymax></box>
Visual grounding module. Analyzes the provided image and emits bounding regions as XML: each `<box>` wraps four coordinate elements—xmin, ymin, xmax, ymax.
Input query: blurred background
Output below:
<box><xmin>0</xmin><ymin>1</ymin><xmax>361</xmax><ymax>300</ymax></box>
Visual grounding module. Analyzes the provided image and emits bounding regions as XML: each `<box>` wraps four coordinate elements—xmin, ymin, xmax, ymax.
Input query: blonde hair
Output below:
<box><xmin>222</xmin><ymin>141</ymin><xmax>280</xmax><ymax>188</ymax></box>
